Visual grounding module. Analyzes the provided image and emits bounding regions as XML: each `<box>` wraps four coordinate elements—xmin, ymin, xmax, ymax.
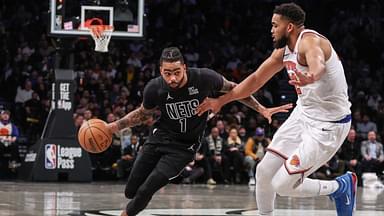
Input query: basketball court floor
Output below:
<box><xmin>0</xmin><ymin>182</ymin><xmax>383</xmax><ymax>216</ymax></box>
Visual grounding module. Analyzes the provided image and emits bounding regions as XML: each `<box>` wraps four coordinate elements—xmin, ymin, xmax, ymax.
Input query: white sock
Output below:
<box><xmin>318</xmin><ymin>180</ymin><xmax>339</xmax><ymax>195</ymax></box>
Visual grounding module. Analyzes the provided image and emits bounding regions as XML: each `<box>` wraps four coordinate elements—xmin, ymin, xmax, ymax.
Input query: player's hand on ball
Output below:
<box><xmin>260</xmin><ymin>103</ymin><xmax>293</xmax><ymax>124</ymax></box>
<box><xmin>197</xmin><ymin>97</ymin><xmax>223</xmax><ymax>116</ymax></box>
<box><xmin>107</xmin><ymin>122</ymin><xmax>119</xmax><ymax>134</ymax></box>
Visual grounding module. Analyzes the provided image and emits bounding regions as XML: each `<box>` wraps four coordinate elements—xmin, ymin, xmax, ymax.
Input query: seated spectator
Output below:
<box><xmin>244</xmin><ymin>127</ymin><xmax>270</xmax><ymax>185</ymax></box>
<box><xmin>224</xmin><ymin>127</ymin><xmax>245</xmax><ymax>184</ymax></box>
<box><xmin>194</xmin><ymin>142</ymin><xmax>214</xmax><ymax>184</ymax></box>
<box><xmin>181</xmin><ymin>160</ymin><xmax>204</xmax><ymax>184</ymax></box>
<box><xmin>356</xmin><ymin>114</ymin><xmax>377</xmax><ymax>140</ymax></box>
<box><xmin>100</xmin><ymin>113</ymin><xmax>122</xmax><ymax>170</ymax></box>
<box><xmin>338</xmin><ymin>129</ymin><xmax>362</xmax><ymax>185</ymax></box>
<box><xmin>361</xmin><ymin>131</ymin><xmax>384</xmax><ymax>178</ymax></box>
<box><xmin>14</xmin><ymin>80</ymin><xmax>34</xmax><ymax>104</ymax></box>
<box><xmin>238</xmin><ymin>127</ymin><xmax>248</xmax><ymax>143</ymax></box>
<box><xmin>216</xmin><ymin>120</ymin><xmax>228</xmax><ymax>140</ymax></box>
<box><xmin>116</xmin><ymin>134</ymin><xmax>140</xmax><ymax>180</ymax></box>
<box><xmin>24</xmin><ymin>92</ymin><xmax>43</xmax><ymax>145</ymax></box>
<box><xmin>73</xmin><ymin>114</ymin><xmax>84</xmax><ymax>130</ymax></box>
<box><xmin>311</xmin><ymin>156</ymin><xmax>345</xmax><ymax>180</ymax></box>
<box><xmin>204</xmin><ymin>127</ymin><xmax>230</xmax><ymax>184</ymax></box>
<box><xmin>84</xmin><ymin>109</ymin><xmax>93</xmax><ymax>121</ymax></box>
<box><xmin>0</xmin><ymin>110</ymin><xmax>20</xmax><ymax>169</ymax></box>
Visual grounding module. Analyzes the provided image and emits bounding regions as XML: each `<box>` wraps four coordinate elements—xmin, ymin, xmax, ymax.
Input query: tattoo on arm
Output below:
<box><xmin>219</xmin><ymin>77</ymin><xmax>237</xmax><ymax>93</ymax></box>
<box><xmin>220</xmin><ymin>77</ymin><xmax>264</xmax><ymax>112</ymax></box>
<box><xmin>116</xmin><ymin>104</ymin><xmax>155</xmax><ymax>130</ymax></box>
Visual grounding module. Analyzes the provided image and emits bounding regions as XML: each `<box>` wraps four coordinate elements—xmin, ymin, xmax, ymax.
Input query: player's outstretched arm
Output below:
<box><xmin>108</xmin><ymin>104</ymin><xmax>156</xmax><ymax>133</ymax></box>
<box><xmin>219</xmin><ymin>77</ymin><xmax>293</xmax><ymax>123</ymax></box>
<box><xmin>197</xmin><ymin>49</ymin><xmax>285</xmax><ymax>116</ymax></box>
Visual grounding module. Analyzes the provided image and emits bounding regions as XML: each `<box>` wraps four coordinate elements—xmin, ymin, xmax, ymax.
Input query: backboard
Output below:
<box><xmin>49</xmin><ymin>0</ymin><xmax>144</xmax><ymax>38</ymax></box>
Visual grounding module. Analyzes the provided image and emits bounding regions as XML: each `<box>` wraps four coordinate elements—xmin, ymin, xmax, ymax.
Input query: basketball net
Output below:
<box><xmin>82</xmin><ymin>18</ymin><xmax>114</xmax><ymax>52</ymax></box>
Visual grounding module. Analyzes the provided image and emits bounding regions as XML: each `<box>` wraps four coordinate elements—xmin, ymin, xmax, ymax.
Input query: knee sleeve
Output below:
<box><xmin>270</xmin><ymin>168</ymin><xmax>300</xmax><ymax>197</ymax></box>
<box><xmin>271</xmin><ymin>176</ymin><xmax>289</xmax><ymax>196</ymax></box>
<box><xmin>256</xmin><ymin>159</ymin><xmax>275</xmax><ymax>184</ymax></box>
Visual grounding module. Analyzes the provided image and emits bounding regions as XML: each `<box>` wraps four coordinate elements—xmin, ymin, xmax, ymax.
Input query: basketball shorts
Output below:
<box><xmin>267</xmin><ymin>107</ymin><xmax>351</xmax><ymax>175</ymax></box>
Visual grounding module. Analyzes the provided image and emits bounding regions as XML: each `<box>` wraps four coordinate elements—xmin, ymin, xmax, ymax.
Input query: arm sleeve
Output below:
<box><xmin>200</xmin><ymin>68</ymin><xmax>224</xmax><ymax>92</ymax></box>
<box><xmin>142</xmin><ymin>79</ymin><xmax>158</xmax><ymax>109</ymax></box>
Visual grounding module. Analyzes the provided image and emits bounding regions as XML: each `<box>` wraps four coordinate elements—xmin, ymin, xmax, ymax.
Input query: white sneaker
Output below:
<box><xmin>207</xmin><ymin>178</ymin><xmax>216</xmax><ymax>185</ymax></box>
<box><xmin>248</xmin><ymin>178</ymin><xmax>255</xmax><ymax>186</ymax></box>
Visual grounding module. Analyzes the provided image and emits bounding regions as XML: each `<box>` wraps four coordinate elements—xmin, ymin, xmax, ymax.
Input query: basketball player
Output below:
<box><xmin>107</xmin><ymin>47</ymin><xmax>292</xmax><ymax>216</ymax></box>
<box><xmin>197</xmin><ymin>3</ymin><xmax>356</xmax><ymax>216</ymax></box>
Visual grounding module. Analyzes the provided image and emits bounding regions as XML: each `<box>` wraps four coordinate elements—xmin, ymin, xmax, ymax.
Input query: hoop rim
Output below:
<box><xmin>88</xmin><ymin>25</ymin><xmax>114</xmax><ymax>31</ymax></box>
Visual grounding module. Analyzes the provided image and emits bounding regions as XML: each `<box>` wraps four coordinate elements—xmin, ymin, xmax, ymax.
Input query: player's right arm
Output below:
<box><xmin>108</xmin><ymin>79</ymin><xmax>158</xmax><ymax>133</ymax></box>
<box><xmin>197</xmin><ymin>48</ymin><xmax>285</xmax><ymax>115</ymax></box>
<box><xmin>108</xmin><ymin>105</ymin><xmax>156</xmax><ymax>133</ymax></box>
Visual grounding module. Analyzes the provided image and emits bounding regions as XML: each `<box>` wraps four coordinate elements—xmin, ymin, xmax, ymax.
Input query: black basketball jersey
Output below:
<box><xmin>143</xmin><ymin>68</ymin><xmax>223</xmax><ymax>145</ymax></box>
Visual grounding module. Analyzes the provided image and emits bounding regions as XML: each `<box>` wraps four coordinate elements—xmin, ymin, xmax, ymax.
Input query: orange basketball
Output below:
<box><xmin>77</xmin><ymin>119</ymin><xmax>112</xmax><ymax>153</ymax></box>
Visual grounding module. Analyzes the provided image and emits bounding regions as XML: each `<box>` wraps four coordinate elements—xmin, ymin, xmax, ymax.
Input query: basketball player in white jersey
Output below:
<box><xmin>197</xmin><ymin>3</ymin><xmax>356</xmax><ymax>216</ymax></box>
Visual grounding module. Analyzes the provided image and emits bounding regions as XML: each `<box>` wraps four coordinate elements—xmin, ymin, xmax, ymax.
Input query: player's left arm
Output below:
<box><xmin>289</xmin><ymin>35</ymin><xmax>326</xmax><ymax>86</ymax></box>
<box><xmin>220</xmin><ymin>77</ymin><xmax>265</xmax><ymax>113</ymax></box>
<box><xmin>220</xmin><ymin>77</ymin><xmax>292</xmax><ymax>123</ymax></box>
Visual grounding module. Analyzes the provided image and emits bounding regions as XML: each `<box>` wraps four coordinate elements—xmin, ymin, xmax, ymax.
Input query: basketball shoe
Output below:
<box><xmin>330</xmin><ymin>171</ymin><xmax>357</xmax><ymax>216</ymax></box>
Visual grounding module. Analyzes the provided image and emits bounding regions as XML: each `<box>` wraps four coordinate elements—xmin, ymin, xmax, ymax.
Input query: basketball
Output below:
<box><xmin>77</xmin><ymin>119</ymin><xmax>112</xmax><ymax>153</ymax></box>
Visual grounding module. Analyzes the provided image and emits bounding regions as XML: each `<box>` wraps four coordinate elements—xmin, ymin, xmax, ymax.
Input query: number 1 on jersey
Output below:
<box><xmin>179</xmin><ymin>118</ymin><xmax>187</xmax><ymax>133</ymax></box>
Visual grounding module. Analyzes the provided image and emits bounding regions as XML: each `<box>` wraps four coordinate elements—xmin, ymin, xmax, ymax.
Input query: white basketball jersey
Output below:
<box><xmin>282</xmin><ymin>29</ymin><xmax>351</xmax><ymax>121</ymax></box>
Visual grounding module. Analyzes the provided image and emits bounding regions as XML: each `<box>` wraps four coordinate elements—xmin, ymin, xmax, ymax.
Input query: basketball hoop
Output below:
<box><xmin>82</xmin><ymin>18</ymin><xmax>114</xmax><ymax>52</ymax></box>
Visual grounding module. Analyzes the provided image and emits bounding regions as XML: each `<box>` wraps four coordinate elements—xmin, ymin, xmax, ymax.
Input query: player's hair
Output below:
<box><xmin>273</xmin><ymin>3</ymin><xmax>305</xmax><ymax>27</ymax></box>
<box><xmin>159</xmin><ymin>47</ymin><xmax>184</xmax><ymax>66</ymax></box>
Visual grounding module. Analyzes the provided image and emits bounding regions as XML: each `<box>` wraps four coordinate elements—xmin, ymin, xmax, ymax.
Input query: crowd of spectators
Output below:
<box><xmin>0</xmin><ymin>0</ymin><xmax>383</xmax><ymax>184</ymax></box>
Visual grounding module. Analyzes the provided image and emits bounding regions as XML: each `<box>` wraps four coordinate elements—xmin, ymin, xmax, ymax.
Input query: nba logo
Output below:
<box><xmin>45</xmin><ymin>144</ymin><xmax>57</xmax><ymax>169</ymax></box>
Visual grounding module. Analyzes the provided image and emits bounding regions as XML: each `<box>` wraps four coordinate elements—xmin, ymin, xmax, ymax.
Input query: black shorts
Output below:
<box><xmin>134</xmin><ymin>142</ymin><xmax>196</xmax><ymax>180</ymax></box>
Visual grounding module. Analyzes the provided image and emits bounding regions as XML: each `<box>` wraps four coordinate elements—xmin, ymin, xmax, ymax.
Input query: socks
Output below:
<box><xmin>319</xmin><ymin>180</ymin><xmax>339</xmax><ymax>196</ymax></box>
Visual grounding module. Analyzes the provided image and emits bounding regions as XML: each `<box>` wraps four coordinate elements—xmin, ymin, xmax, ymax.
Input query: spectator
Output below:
<box><xmin>14</xmin><ymin>80</ymin><xmax>34</xmax><ymax>104</ymax></box>
<box><xmin>311</xmin><ymin>156</ymin><xmax>345</xmax><ymax>180</ymax></box>
<box><xmin>238</xmin><ymin>127</ymin><xmax>248</xmax><ymax>144</ymax></box>
<box><xmin>83</xmin><ymin>109</ymin><xmax>93</xmax><ymax>121</ymax></box>
<box><xmin>194</xmin><ymin>141</ymin><xmax>214</xmax><ymax>184</ymax></box>
<box><xmin>356</xmin><ymin>114</ymin><xmax>377</xmax><ymax>140</ymax></box>
<box><xmin>338</xmin><ymin>129</ymin><xmax>362</xmax><ymax>185</ymax></box>
<box><xmin>116</xmin><ymin>134</ymin><xmax>140</xmax><ymax>180</ymax></box>
<box><xmin>24</xmin><ymin>92</ymin><xmax>43</xmax><ymax>145</ymax></box>
<box><xmin>101</xmin><ymin>113</ymin><xmax>122</xmax><ymax>169</ymax></box>
<box><xmin>216</xmin><ymin>120</ymin><xmax>228</xmax><ymax>140</ymax></box>
<box><xmin>181</xmin><ymin>160</ymin><xmax>204</xmax><ymax>184</ymax></box>
<box><xmin>360</xmin><ymin>131</ymin><xmax>384</xmax><ymax>178</ymax></box>
<box><xmin>204</xmin><ymin>127</ymin><xmax>230</xmax><ymax>184</ymax></box>
<box><xmin>74</xmin><ymin>114</ymin><xmax>84</xmax><ymax>130</ymax></box>
<box><xmin>224</xmin><ymin>127</ymin><xmax>245</xmax><ymax>184</ymax></box>
<box><xmin>244</xmin><ymin>127</ymin><xmax>270</xmax><ymax>185</ymax></box>
<box><xmin>0</xmin><ymin>110</ymin><xmax>20</xmax><ymax>169</ymax></box>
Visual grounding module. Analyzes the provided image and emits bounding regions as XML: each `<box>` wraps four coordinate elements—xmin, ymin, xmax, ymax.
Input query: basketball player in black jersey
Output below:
<box><xmin>107</xmin><ymin>47</ymin><xmax>292</xmax><ymax>216</ymax></box>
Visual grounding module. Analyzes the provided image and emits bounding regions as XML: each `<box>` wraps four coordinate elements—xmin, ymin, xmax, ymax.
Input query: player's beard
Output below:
<box><xmin>169</xmin><ymin>72</ymin><xmax>186</xmax><ymax>89</ymax></box>
<box><xmin>273</xmin><ymin>35</ymin><xmax>288</xmax><ymax>49</ymax></box>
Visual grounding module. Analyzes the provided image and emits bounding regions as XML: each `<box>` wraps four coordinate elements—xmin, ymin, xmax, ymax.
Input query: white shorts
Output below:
<box><xmin>267</xmin><ymin>107</ymin><xmax>351</xmax><ymax>175</ymax></box>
